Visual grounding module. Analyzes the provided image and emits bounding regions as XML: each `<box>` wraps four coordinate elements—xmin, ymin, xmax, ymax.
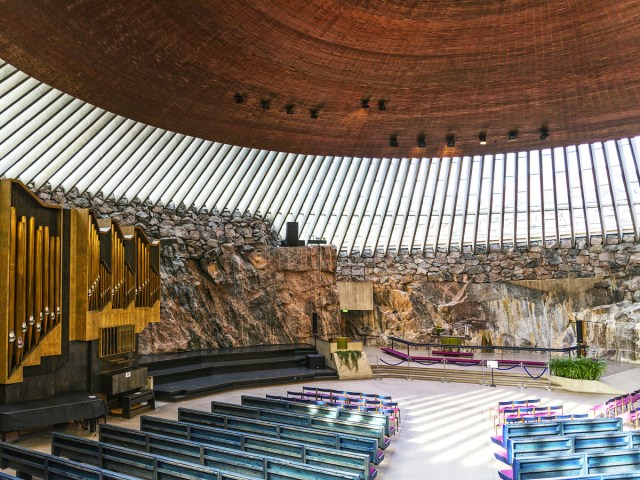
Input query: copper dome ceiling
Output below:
<box><xmin>1</xmin><ymin>0</ymin><xmax>640</xmax><ymax>158</ymax></box>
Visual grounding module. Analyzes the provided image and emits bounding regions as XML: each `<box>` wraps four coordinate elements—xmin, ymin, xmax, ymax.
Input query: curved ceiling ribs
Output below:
<box><xmin>2</xmin><ymin>61</ymin><xmax>640</xmax><ymax>256</ymax></box>
<box><xmin>1</xmin><ymin>1</ymin><xmax>640</xmax><ymax>158</ymax></box>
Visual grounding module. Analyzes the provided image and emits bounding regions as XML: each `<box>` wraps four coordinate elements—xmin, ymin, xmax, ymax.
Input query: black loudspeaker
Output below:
<box><xmin>286</xmin><ymin>222</ymin><xmax>298</xmax><ymax>245</ymax></box>
<box><xmin>312</xmin><ymin>313</ymin><xmax>318</xmax><ymax>334</ymax></box>
<box><xmin>306</xmin><ymin>354</ymin><xmax>325</xmax><ymax>370</ymax></box>
<box><xmin>576</xmin><ymin>320</ymin><xmax>584</xmax><ymax>344</ymax></box>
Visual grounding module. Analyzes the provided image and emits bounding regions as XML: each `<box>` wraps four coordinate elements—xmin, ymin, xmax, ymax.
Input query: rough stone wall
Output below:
<box><xmin>35</xmin><ymin>186</ymin><xmax>341</xmax><ymax>353</ymax></box>
<box><xmin>337</xmin><ymin>239</ymin><xmax>640</xmax><ymax>362</ymax></box>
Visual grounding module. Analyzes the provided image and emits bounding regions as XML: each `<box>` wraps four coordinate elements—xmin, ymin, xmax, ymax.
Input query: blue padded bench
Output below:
<box><xmin>492</xmin><ymin>418</ymin><xmax>624</xmax><ymax>448</ymax></box>
<box><xmin>210</xmin><ymin>400</ymin><xmax>390</xmax><ymax>449</ymax></box>
<box><xmin>0</xmin><ymin>441</ymin><xmax>135</xmax><ymax>480</ymax></box>
<box><xmin>241</xmin><ymin>395</ymin><xmax>395</xmax><ymax>436</ymax></box>
<box><xmin>100</xmin><ymin>423</ymin><xmax>376</xmax><ymax>480</ymax></box>
<box><xmin>495</xmin><ymin>436</ymin><xmax>573</xmax><ymax>465</ymax></box>
<box><xmin>53</xmin><ymin>432</ymin><xmax>360</xmax><ymax>480</ymax></box>
<box><xmin>175</xmin><ymin>408</ymin><xmax>385</xmax><ymax>465</ymax></box>
<box><xmin>0</xmin><ymin>473</ymin><xmax>17</xmax><ymax>480</ymax></box>
<box><xmin>498</xmin><ymin>450</ymin><xmax>640</xmax><ymax>480</ymax></box>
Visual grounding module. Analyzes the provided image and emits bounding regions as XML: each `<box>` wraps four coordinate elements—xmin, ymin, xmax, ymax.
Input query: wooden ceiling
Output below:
<box><xmin>1</xmin><ymin>0</ymin><xmax>640</xmax><ymax>158</ymax></box>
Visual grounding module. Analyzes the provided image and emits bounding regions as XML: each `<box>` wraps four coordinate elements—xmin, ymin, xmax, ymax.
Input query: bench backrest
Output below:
<box><xmin>503</xmin><ymin>422</ymin><xmax>563</xmax><ymax>445</ymax></box>
<box><xmin>562</xmin><ymin>418</ymin><xmax>623</xmax><ymax>436</ymax></box>
<box><xmin>0</xmin><ymin>441</ymin><xmax>135</xmax><ymax>480</ymax></box>
<box><xmin>507</xmin><ymin>436</ymin><xmax>573</xmax><ymax>464</ymax></box>
<box><xmin>241</xmin><ymin>395</ymin><xmax>392</xmax><ymax>436</ymax></box>
<box><xmin>513</xmin><ymin>453</ymin><xmax>585</xmax><ymax>480</ymax></box>
<box><xmin>101</xmin><ymin>423</ymin><xmax>372</xmax><ymax>480</ymax></box>
<box><xmin>176</xmin><ymin>408</ymin><xmax>380</xmax><ymax>463</ymax></box>
<box><xmin>210</xmin><ymin>401</ymin><xmax>387</xmax><ymax>446</ymax></box>
<box><xmin>573</xmin><ymin>432</ymin><xmax>632</xmax><ymax>453</ymax></box>
<box><xmin>586</xmin><ymin>450</ymin><xmax>640</xmax><ymax>475</ymax></box>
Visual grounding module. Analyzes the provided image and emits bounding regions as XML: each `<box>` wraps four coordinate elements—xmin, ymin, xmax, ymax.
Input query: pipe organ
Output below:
<box><xmin>0</xmin><ymin>181</ymin><xmax>62</xmax><ymax>383</ymax></box>
<box><xmin>1</xmin><ymin>180</ymin><xmax>160</xmax><ymax>393</ymax></box>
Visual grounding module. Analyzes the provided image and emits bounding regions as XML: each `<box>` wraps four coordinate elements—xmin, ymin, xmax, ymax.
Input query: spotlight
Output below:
<box><xmin>378</xmin><ymin>99</ymin><xmax>387</xmax><ymax>111</ymax></box>
<box><xmin>285</xmin><ymin>104</ymin><xmax>294</xmax><ymax>114</ymax></box>
<box><xmin>417</xmin><ymin>134</ymin><xmax>426</xmax><ymax>148</ymax></box>
<box><xmin>446</xmin><ymin>134</ymin><xmax>455</xmax><ymax>147</ymax></box>
<box><xmin>361</xmin><ymin>98</ymin><xmax>370</xmax><ymax>109</ymax></box>
<box><xmin>310</xmin><ymin>108</ymin><xmax>319</xmax><ymax>119</ymax></box>
<box><xmin>539</xmin><ymin>126</ymin><xmax>549</xmax><ymax>140</ymax></box>
<box><xmin>389</xmin><ymin>134</ymin><xmax>399</xmax><ymax>147</ymax></box>
<box><xmin>508</xmin><ymin>129</ymin><xmax>518</xmax><ymax>141</ymax></box>
<box><xmin>479</xmin><ymin>132</ymin><xmax>487</xmax><ymax>145</ymax></box>
<box><xmin>261</xmin><ymin>99</ymin><xmax>271</xmax><ymax>110</ymax></box>
<box><xmin>234</xmin><ymin>93</ymin><xmax>245</xmax><ymax>104</ymax></box>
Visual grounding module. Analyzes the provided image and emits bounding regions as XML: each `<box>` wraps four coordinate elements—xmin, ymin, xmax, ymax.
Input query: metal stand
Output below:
<box><xmin>519</xmin><ymin>362</ymin><xmax>527</xmax><ymax>389</ymax></box>
<box><xmin>546</xmin><ymin>362</ymin><xmax>552</xmax><ymax>391</ymax></box>
<box><xmin>490</xmin><ymin>366</ymin><xmax>496</xmax><ymax>387</ymax></box>
<box><xmin>441</xmin><ymin>359</ymin><xmax>449</xmax><ymax>384</ymax></box>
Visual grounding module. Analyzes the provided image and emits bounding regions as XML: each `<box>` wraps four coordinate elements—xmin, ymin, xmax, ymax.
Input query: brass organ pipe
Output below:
<box><xmin>42</xmin><ymin>226</ymin><xmax>50</xmax><ymax>334</ymax></box>
<box><xmin>48</xmin><ymin>236</ymin><xmax>55</xmax><ymax>330</ymax></box>
<box><xmin>25</xmin><ymin>217</ymin><xmax>35</xmax><ymax>352</ymax></box>
<box><xmin>7</xmin><ymin>208</ymin><xmax>16</xmax><ymax>373</ymax></box>
<box><xmin>34</xmin><ymin>227</ymin><xmax>42</xmax><ymax>345</ymax></box>
<box><xmin>55</xmin><ymin>235</ymin><xmax>61</xmax><ymax>325</ymax></box>
<box><xmin>15</xmin><ymin>217</ymin><xmax>27</xmax><ymax>367</ymax></box>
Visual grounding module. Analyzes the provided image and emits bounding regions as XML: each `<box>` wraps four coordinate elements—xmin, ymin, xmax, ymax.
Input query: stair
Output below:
<box><xmin>140</xmin><ymin>344</ymin><xmax>337</xmax><ymax>401</ymax></box>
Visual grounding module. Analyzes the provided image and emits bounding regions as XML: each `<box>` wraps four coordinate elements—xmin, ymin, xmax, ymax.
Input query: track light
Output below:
<box><xmin>261</xmin><ymin>99</ymin><xmax>271</xmax><ymax>110</ymax></box>
<box><xmin>446</xmin><ymin>134</ymin><xmax>455</xmax><ymax>147</ymax></box>
<box><xmin>417</xmin><ymin>134</ymin><xmax>426</xmax><ymax>148</ymax></box>
<box><xmin>389</xmin><ymin>134</ymin><xmax>399</xmax><ymax>147</ymax></box>
<box><xmin>361</xmin><ymin>98</ymin><xmax>370</xmax><ymax>109</ymax></box>
<box><xmin>479</xmin><ymin>132</ymin><xmax>487</xmax><ymax>145</ymax></box>
<box><xmin>310</xmin><ymin>108</ymin><xmax>319</xmax><ymax>119</ymax></box>
<box><xmin>234</xmin><ymin>93</ymin><xmax>245</xmax><ymax>104</ymax></box>
<box><xmin>508</xmin><ymin>129</ymin><xmax>518</xmax><ymax>141</ymax></box>
<box><xmin>378</xmin><ymin>99</ymin><xmax>387</xmax><ymax>111</ymax></box>
<box><xmin>539</xmin><ymin>126</ymin><xmax>549</xmax><ymax>140</ymax></box>
<box><xmin>285</xmin><ymin>104</ymin><xmax>294</xmax><ymax>114</ymax></box>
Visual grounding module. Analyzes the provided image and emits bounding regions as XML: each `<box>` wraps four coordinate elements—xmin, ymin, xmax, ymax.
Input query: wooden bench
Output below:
<box><xmin>494</xmin><ymin>436</ymin><xmax>573</xmax><ymax>465</ymax></box>
<box><xmin>53</xmin><ymin>431</ymin><xmax>360</xmax><ymax>480</ymax></box>
<box><xmin>121</xmin><ymin>389</ymin><xmax>155</xmax><ymax>419</ymax></box>
<box><xmin>0</xmin><ymin>441</ymin><xmax>135</xmax><ymax>480</ymax></box>
<box><xmin>101</xmin><ymin>423</ymin><xmax>376</xmax><ymax>480</ymax></box>
<box><xmin>210</xmin><ymin>400</ymin><xmax>390</xmax><ymax>449</ymax></box>
<box><xmin>176</xmin><ymin>408</ymin><xmax>385</xmax><ymax>465</ymax></box>
<box><xmin>241</xmin><ymin>395</ymin><xmax>394</xmax><ymax>436</ymax></box>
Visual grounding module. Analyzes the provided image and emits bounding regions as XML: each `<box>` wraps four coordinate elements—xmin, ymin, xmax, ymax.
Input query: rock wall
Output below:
<box><xmin>30</xmin><ymin>184</ymin><xmax>640</xmax><ymax>361</ymax></box>
<box><xmin>35</xmin><ymin>186</ymin><xmax>341</xmax><ymax>353</ymax></box>
<box><xmin>337</xmin><ymin>240</ymin><xmax>640</xmax><ymax>362</ymax></box>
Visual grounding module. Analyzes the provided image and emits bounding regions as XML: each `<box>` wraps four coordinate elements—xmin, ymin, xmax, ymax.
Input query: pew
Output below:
<box><xmin>210</xmin><ymin>400</ymin><xmax>390</xmax><ymax>448</ymax></box>
<box><xmin>573</xmin><ymin>432</ymin><xmax>633</xmax><ymax>453</ymax></box>
<box><xmin>493</xmin><ymin>418</ymin><xmax>624</xmax><ymax>448</ymax></box>
<box><xmin>174</xmin><ymin>409</ymin><xmax>385</xmax><ymax>464</ymax></box>
<box><xmin>53</xmin><ymin>431</ymin><xmax>360</xmax><ymax>480</ymax></box>
<box><xmin>0</xmin><ymin>441</ymin><xmax>135</xmax><ymax>480</ymax></box>
<box><xmin>499</xmin><ymin>450</ymin><xmax>640</xmax><ymax>480</ymax></box>
<box><xmin>241</xmin><ymin>395</ymin><xmax>394</xmax><ymax>436</ymax></box>
<box><xmin>51</xmin><ymin>432</ymin><xmax>245</xmax><ymax>480</ymax></box>
<box><xmin>101</xmin><ymin>423</ymin><xmax>376</xmax><ymax>480</ymax></box>
<box><xmin>495</xmin><ymin>436</ymin><xmax>574</xmax><ymax>465</ymax></box>
<box><xmin>0</xmin><ymin>473</ymin><xmax>18</xmax><ymax>480</ymax></box>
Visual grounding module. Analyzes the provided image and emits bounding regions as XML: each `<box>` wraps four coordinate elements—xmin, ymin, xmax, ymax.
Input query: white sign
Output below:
<box><xmin>487</xmin><ymin>360</ymin><xmax>499</xmax><ymax>369</ymax></box>
<box><xmin>125</xmin><ymin>371</ymin><xmax>131</xmax><ymax>378</ymax></box>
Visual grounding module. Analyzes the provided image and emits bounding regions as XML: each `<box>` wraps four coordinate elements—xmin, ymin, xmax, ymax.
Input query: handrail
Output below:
<box><xmin>388</xmin><ymin>336</ymin><xmax>584</xmax><ymax>354</ymax></box>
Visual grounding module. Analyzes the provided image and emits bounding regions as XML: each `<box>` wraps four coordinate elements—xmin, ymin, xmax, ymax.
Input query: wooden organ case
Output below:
<box><xmin>0</xmin><ymin>180</ymin><xmax>160</xmax><ymax>433</ymax></box>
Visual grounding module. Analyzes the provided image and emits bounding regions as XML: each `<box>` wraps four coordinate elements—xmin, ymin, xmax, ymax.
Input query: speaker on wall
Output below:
<box><xmin>312</xmin><ymin>312</ymin><xmax>318</xmax><ymax>334</ymax></box>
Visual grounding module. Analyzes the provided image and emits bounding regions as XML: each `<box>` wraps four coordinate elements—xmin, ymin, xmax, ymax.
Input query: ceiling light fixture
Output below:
<box><xmin>234</xmin><ymin>93</ymin><xmax>245</xmax><ymax>104</ymax></box>
<box><xmin>539</xmin><ymin>126</ymin><xmax>549</xmax><ymax>140</ymax></box>
<box><xmin>446</xmin><ymin>134</ymin><xmax>455</xmax><ymax>147</ymax></box>
<box><xmin>508</xmin><ymin>129</ymin><xmax>518</xmax><ymax>141</ymax></box>
<box><xmin>310</xmin><ymin>108</ymin><xmax>319</xmax><ymax>119</ymax></box>
<box><xmin>361</xmin><ymin>98</ymin><xmax>370</xmax><ymax>109</ymax></box>
<box><xmin>390</xmin><ymin>134</ymin><xmax>399</xmax><ymax>147</ymax></box>
<box><xmin>285</xmin><ymin>104</ymin><xmax>294</xmax><ymax>114</ymax></box>
<box><xmin>479</xmin><ymin>132</ymin><xmax>487</xmax><ymax>145</ymax></box>
<box><xmin>378</xmin><ymin>99</ymin><xmax>387</xmax><ymax>111</ymax></box>
<box><xmin>261</xmin><ymin>99</ymin><xmax>271</xmax><ymax>110</ymax></box>
<box><xmin>417</xmin><ymin>134</ymin><xmax>426</xmax><ymax>148</ymax></box>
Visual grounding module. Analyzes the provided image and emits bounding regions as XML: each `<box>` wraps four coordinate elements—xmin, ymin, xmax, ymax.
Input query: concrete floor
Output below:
<box><xmin>5</xmin><ymin>366</ymin><xmax>639</xmax><ymax>480</ymax></box>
